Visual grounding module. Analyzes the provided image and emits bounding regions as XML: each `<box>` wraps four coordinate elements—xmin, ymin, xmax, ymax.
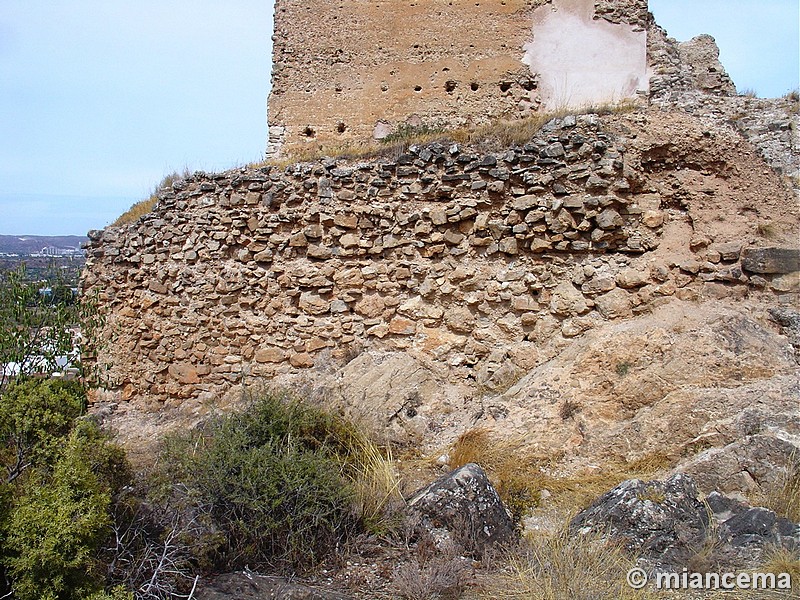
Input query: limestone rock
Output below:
<box><xmin>549</xmin><ymin>282</ymin><xmax>588</xmax><ymax>316</ymax></box>
<box><xmin>616</xmin><ymin>268</ymin><xmax>649</xmax><ymax>288</ymax></box>
<box><xmin>741</xmin><ymin>247</ymin><xmax>800</xmax><ymax>274</ymax></box>
<box><xmin>407</xmin><ymin>463</ymin><xmax>516</xmax><ymax>556</ymax></box>
<box><xmin>594</xmin><ymin>288</ymin><xmax>632</xmax><ymax>320</ymax></box>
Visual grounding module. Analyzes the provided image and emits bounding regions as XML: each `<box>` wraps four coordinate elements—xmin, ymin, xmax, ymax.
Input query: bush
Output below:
<box><xmin>157</xmin><ymin>391</ymin><xmax>387</xmax><ymax>573</ymax></box>
<box><xmin>0</xmin><ymin>267</ymin><xmax>78</xmax><ymax>388</ymax></box>
<box><xmin>5</xmin><ymin>433</ymin><xmax>112</xmax><ymax>599</ymax></box>
<box><xmin>0</xmin><ymin>379</ymin><xmax>86</xmax><ymax>484</ymax></box>
<box><xmin>0</xmin><ymin>379</ymin><xmax>131</xmax><ymax>600</ymax></box>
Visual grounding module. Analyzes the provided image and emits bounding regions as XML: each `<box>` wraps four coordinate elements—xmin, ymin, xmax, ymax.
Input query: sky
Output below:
<box><xmin>0</xmin><ymin>1</ymin><xmax>798</xmax><ymax>237</ymax></box>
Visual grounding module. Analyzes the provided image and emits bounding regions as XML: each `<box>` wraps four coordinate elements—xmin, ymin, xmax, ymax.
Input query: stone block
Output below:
<box><xmin>741</xmin><ymin>247</ymin><xmax>800</xmax><ymax>274</ymax></box>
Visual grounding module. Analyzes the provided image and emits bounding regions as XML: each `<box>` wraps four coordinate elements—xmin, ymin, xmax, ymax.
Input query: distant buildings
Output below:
<box><xmin>35</xmin><ymin>246</ymin><xmax>84</xmax><ymax>257</ymax></box>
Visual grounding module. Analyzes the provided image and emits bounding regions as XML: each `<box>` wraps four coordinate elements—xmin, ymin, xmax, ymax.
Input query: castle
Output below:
<box><xmin>266</xmin><ymin>0</ymin><xmax>735</xmax><ymax>158</ymax></box>
<box><xmin>82</xmin><ymin>0</ymin><xmax>798</xmax><ymax>456</ymax></box>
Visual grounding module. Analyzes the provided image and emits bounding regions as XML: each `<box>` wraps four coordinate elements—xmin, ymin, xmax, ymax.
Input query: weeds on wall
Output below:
<box><xmin>111</xmin><ymin>168</ymin><xmax>192</xmax><ymax>228</ymax></box>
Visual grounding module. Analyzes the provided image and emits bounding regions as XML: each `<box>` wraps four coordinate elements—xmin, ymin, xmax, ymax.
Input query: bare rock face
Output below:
<box><xmin>304</xmin><ymin>351</ymin><xmax>453</xmax><ymax>446</ymax></box>
<box><xmin>679</xmin><ymin>436</ymin><xmax>800</xmax><ymax>498</ymax></box>
<box><xmin>407</xmin><ymin>463</ymin><xmax>516</xmax><ymax>556</ymax></box>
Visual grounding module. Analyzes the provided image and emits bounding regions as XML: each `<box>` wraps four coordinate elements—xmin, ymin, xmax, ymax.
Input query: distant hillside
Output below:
<box><xmin>0</xmin><ymin>235</ymin><xmax>87</xmax><ymax>255</ymax></box>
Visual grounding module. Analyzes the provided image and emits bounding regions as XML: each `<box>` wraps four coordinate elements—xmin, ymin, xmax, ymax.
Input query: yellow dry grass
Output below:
<box><xmin>346</xmin><ymin>432</ymin><xmax>404</xmax><ymax>534</ymax></box>
<box><xmin>111</xmin><ymin>168</ymin><xmax>191</xmax><ymax>227</ymax></box>
<box><xmin>757</xmin><ymin>454</ymin><xmax>800</xmax><ymax>523</ymax></box>
<box><xmin>448</xmin><ymin>427</ymin><xmax>675</xmax><ymax>521</ymax></box>
<box><xmin>259</xmin><ymin>99</ymin><xmax>641</xmax><ymax>168</ymax></box>
<box><xmin>479</xmin><ymin>529</ymin><xmax>658</xmax><ymax>600</ymax></box>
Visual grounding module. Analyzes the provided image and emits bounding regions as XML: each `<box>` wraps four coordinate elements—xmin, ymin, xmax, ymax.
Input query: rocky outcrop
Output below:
<box><xmin>679</xmin><ymin>436</ymin><xmax>800</xmax><ymax>498</ymax></box>
<box><xmin>407</xmin><ymin>463</ymin><xmax>516</xmax><ymax>555</ymax></box>
<box><xmin>571</xmin><ymin>474</ymin><xmax>799</xmax><ymax>570</ymax></box>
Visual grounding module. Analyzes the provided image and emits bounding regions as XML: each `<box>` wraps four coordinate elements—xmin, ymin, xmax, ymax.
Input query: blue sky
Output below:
<box><xmin>0</xmin><ymin>1</ymin><xmax>797</xmax><ymax>236</ymax></box>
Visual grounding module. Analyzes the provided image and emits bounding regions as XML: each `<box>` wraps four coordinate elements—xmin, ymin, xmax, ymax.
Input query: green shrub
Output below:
<box><xmin>160</xmin><ymin>391</ymin><xmax>377</xmax><ymax>573</ymax></box>
<box><xmin>0</xmin><ymin>378</ymin><xmax>131</xmax><ymax>600</ymax></box>
<box><xmin>83</xmin><ymin>587</ymin><xmax>133</xmax><ymax>600</ymax></box>
<box><xmin>0</xmin><ymin>266</ymin><xmax>79</xmax><ymax>388</ymax></box>
<box><xmin>3</xmin><ymin>420</ymin><xmax>129</xmax><ymax>600</ymax></box>
<box><xmin>0</xmin><ymin>379</ymin><xmax>86</xmax><ymax>484</ymax></box>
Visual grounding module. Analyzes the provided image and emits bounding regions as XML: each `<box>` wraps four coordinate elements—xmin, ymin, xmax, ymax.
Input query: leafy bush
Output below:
<box><xmin>0</xmin><ymin>379</ymin><xmax>86</xmax><ymax>484</ymax></box>
<box><xmin>0</xmin><ymin>379</ymin><xmax>131</xmax><ymax>600</ymax></box>
<box><xmin>0</xmin><ymin>267</ymin><xmax>78</xmax><ymax>388</ymax></box>
<box><xmin>157</xmin><ymin>391</ymin><xmax>392</xmax><ymax>573</ymax></box>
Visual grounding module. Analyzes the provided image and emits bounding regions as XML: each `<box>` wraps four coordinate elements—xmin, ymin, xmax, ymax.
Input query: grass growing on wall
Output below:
<box><xmin>256</xmin><ymin>99</ymin><xmax>642</xmax><ymax>167</ymax></box>
<box><xmin>111</xmin><ymin>100</ymin><xmax>641</xmax><ymax>226</ymax></box>
<box><xmin>110</xmin><ymin>168</ymin><xmax>191</xmax><ymax>227</ymax></box>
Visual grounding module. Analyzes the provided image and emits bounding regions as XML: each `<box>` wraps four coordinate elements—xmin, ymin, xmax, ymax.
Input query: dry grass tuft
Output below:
<box><xmin>449</xmin><ymin>428</ymin><xmax>676</xmax><ymax>521</ymax></box>
<box><xmin>346</xmin><ymin>433</ymin><xmax>404</xmax><ymax>534</ymax></box>
<box><xmin>392</xmin><ymin>549</ymin><xmax>471</xmax><ymax>600</ymax></box>
<box><xmin>111</xmin><ymin>197</ymin><xmax>158</xmax><ymax>228</ymax></box>
<box><xmin>759</xmin><ymin>545</ymin><xmax>800</xmax><ymax>584</ymax></box>
<box><xmin>756</xmin><ymin>221</ymin><xmax>780</xmax><ymax>239</ymax></box>
<box><xmin>111</xmin><ymin>168</ymin><xmax>191</xmax><ymax>227</ymax></box>
<box><xmin>480</xmin><ymin>530</ymin><xmax>656</xmax><ymax>600</ymax></box>
<box><xmin>449</xmin><ymin>428</ymin><xmax>545</xmax><ymax>522</ymax></box>
<box><xmin>758</xmin><ymin>455</ymin><xmax>800</xmax><ymax>523</ymax></box>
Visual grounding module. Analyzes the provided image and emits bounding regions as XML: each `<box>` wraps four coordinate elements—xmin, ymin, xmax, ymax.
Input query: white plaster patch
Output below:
<box><xmin>523</xmin><ymin>0</ymin><xmax>648</xmax><ymax>110</ymax></box>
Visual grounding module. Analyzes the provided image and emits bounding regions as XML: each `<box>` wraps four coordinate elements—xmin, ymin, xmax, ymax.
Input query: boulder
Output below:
<box><xmin>705</xmin><ymin>492</ymin><xmax>799</xmax><ymax>564</ymax></box>
<box><xmin>571</xmin><ymin>474</ymin><xmax>799</xmax><ymax>570</ymax></box>
<box><xmin>407</xmin><ymin>463</ymin><xmax>516</xmax><ymax>556</ymax></box>
<box><xmin>570</xmin><ymin>474</ymin><xmax>709</xmax><ymax>569</ymax></box>
<box><xmin>741</xmin><ymin>247</ymin><xmax>800</xmax><ymax>274</ymax></box>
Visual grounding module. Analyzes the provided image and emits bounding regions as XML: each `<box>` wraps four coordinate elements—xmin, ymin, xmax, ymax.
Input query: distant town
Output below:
<box><xmin>0</xmin><ymin>234</ymin><xmax>87</xmax><ymax>286</ymax></box>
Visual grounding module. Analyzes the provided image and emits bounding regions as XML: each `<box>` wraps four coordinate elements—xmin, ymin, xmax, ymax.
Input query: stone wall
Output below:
<box><xmin>267</xmin><ymin>0</ymin><xmax>652</xmax><ymax>158</ymax></box>
<box><xmin>82</xmin><ymin>112</ymin><xmax>799</xmax><ymax>412</ymax></box>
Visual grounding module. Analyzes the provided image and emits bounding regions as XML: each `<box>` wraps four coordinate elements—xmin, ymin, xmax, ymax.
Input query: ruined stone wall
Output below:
<box><xmin>267</xmin><ymin>0</ymin><xmax>651</xmax><ymax>158</ymax></box>
<box><xmin>83</xmin><ymin>112</ymin><xmax>799</xmax><ymax>412</ymax></box>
